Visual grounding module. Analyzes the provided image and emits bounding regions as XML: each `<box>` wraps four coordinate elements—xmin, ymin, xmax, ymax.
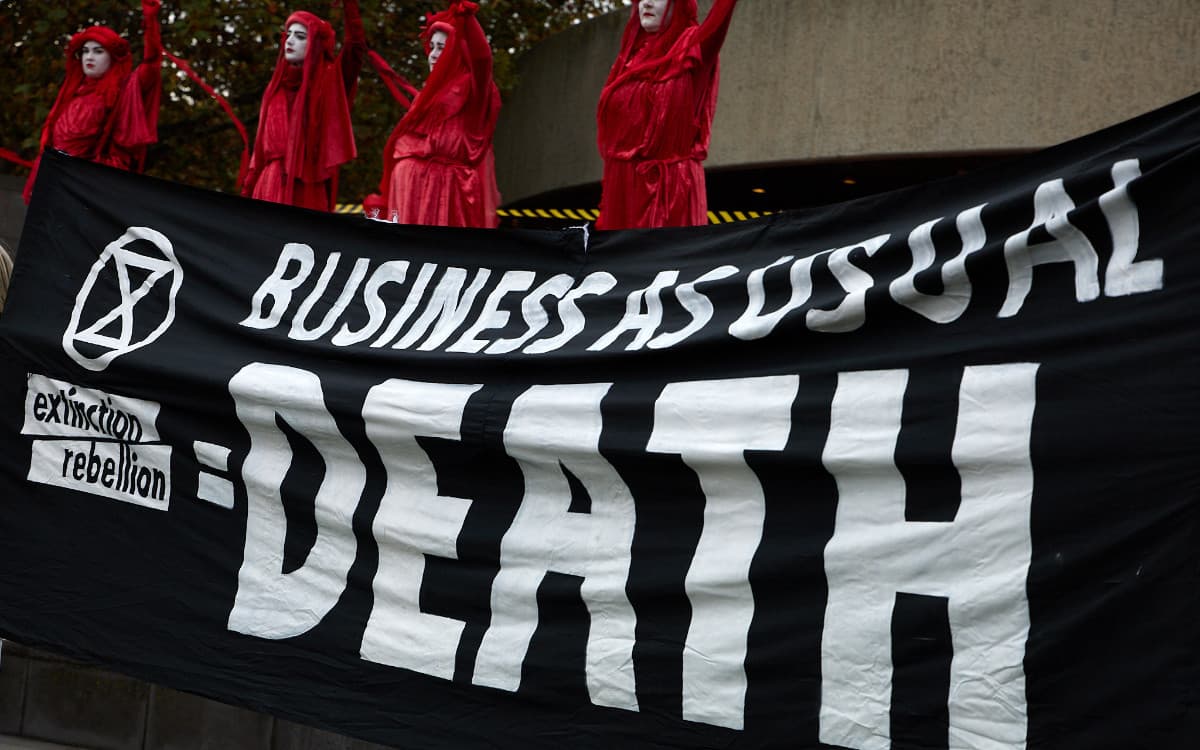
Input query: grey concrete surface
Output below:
<box><xmin>494</xmin><ymin>0</ymin><xmax>1200</xmax><ymax>202</ymax></box>
<box><xmin>0</xmin><ymin>645</ymin><xmax>400</xmax><ymax>750</ymax></box>
<box><xmin>0</xmin><ymin>648</ymin><xmax>28</xmax><ymax>735</ymax></box>
<box><xmin>271</xmin><ymin>720</ymin><xmax>394</xmax><ymax>750</ymax></box>
<box><xmin>143</xmin><ymin>685</ymin><xmax>274</xmax><ymax>750</ymax></box>
<box><xmin>0</xmin><ymin>737</ymin><xmax>86</xmax><ymax>750</ymax></box>
<box><xmin>21</xmin><ymin>660</ymin><xmax>149</xmax><ymax>750</ymax></box>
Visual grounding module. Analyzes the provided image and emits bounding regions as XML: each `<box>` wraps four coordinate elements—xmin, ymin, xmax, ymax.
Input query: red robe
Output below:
<box><xmin>23</xmin><ymin>11</ymin><xmax>162</xmax><ymax>204</ymax></box>
<box><xmin>595</xmin><ymin>0</ymin><xmax>739</xmax><ymax>230</ymax></box>
<box><xmin>381</xmin><ymin>1</ymin><xmax>501</xmax><ymax>228</ymax></box>
<box><xmin>244</xmin><ymin>3</ymin><xmax>365</xmax><ymax>211</ymax></box>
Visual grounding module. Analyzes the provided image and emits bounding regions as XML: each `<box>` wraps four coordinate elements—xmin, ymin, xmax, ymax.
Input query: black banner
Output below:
<box><xmin>2</xmin><ymin>94</ymin><xmax>1200</xmax><ymax>749</ymax></box>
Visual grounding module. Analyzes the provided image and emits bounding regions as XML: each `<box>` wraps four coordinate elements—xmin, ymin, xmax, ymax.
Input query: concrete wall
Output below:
<box><xmin>0</xmin><ymin>643</ymin><xmax>395</xmax><ymax>750</ymax></box>
<box><xmin>494</xmin><ymin>0</ymin><xmax>1200</xmax><ymax>203</ymax></box>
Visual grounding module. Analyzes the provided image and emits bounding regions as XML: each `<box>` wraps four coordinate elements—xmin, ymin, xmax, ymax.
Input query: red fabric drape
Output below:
<box><xmin>243</xmin><ymin>2</ymin><xmax>365</xmax><ymax>211</ymax></box>
<box><xmin>595</xmin><ymin>0</ymin><xmax>739</xmax><ymax>230</ymax></box>
<box><xmin>23</xmin><ymin>4</ymin><xmax>162</xmax><ymax>204</ymax></box>
<box><xmin>367</xmin><ymin>50</ymin><xmax>418</xmax><ymax>110</ymax></box>
<box><xmin>380</xmin><ymin>1</ymin><xmax>501</xmax><ymax>228</ymax></box>
<box><xmin>0</xmin><ymin>149</ymin><xmax>34</xmax><ymax>170</ymax></box>
<box><xmin>163</xmin><ymin>51</ymin><xmax>250</xmax><ymax>188</ymax></box>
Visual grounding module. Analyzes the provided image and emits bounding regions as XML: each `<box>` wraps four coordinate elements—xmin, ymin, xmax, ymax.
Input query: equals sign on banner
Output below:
<box><xmin>194</xmin><ymin>441</ymin><xmax>234</xmax><ymax>509</ymax></box>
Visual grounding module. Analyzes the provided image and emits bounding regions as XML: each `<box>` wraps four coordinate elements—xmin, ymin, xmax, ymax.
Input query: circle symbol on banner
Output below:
<box><xmin>62</xmin><ymin>226</ymin><xmax>184</xmax><ymax>372</ymax></box>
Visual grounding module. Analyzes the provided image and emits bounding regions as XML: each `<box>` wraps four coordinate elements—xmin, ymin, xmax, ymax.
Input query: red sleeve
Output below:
<box><xmin>457</xmin><ymin>6</ymin><xmax>494</xmax><ymax>102</ymax></box>
<box><xmin>109</xmin><ymin>0</ymin><xmax>162</xmax><ymax>155</ymax></box>
<box><xmin>137</xmin><ymin>0</ymin><xmax>163</xmax><ymax>96</ymax></box>
<box><xmin>339</xmin><ymin>0</ymin><xmax>367</xmax><ymax>99</ymax></box>
<box><xmin>696</xmin><ymin>0</ymin><xmax>739</xmax><ymax>63</ymax></box>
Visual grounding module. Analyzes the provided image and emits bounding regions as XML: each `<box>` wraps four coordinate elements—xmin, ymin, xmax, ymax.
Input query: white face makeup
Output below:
<box><xmin>639</xmin><ymin>0</ymin><xmax>671</xmax><ymax>33</ymax></box>
<box><xmin>284</xmin><ymin>22</ymin><xmax>309</xmax><ymax>65</ymax></box>
<box><xmin>428</xmin><ymin>30</ymin><xmax>448</xmax><ymax>71</ymax></box>
<box><xmin>80</xmin><ymin>41</ymin><xmax>112</xmax><ymax>79</ymax></box>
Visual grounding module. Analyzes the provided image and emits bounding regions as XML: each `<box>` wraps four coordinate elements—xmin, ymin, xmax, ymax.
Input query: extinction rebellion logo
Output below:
<box><xmin>62</xmin><ymin>226</ymin><xmax>183</xmax><ymax>373</ymax></box>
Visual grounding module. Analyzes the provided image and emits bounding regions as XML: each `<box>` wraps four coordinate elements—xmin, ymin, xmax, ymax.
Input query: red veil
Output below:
<box><xmin>378</xmin><ymin>1</ymin><xmax>500</xmax><ymax>199</ymax></box>
<box><xmin>24</xmin><ymin>24</ymin><xmax>160</xmax><ymax>203</ymax></box>
<box><xmin>597</xmin><ymin>0</ymin><xmax>721</xmax><ymax>161</ymax></box>
<box><xmin>247</xmin><ymin>10</ymin><xmax>357</xmax><ymax>207</ymax></box>
<box><xmin>602</xmin><ymin>0</ymin><xmax>702</xmax><ymax>93</ymax></box>
<box><xmin>46</xmin><ymin>27</ymin><xmax>134</xmax><ymax>152</ymax></box>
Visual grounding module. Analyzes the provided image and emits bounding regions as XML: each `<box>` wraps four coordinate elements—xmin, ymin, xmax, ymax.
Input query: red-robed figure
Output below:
<box><xmin>379</xmin><ymin>0</ymin><xmax>501</xmax><ymax>227</ymax></box>
<box><xmin>596</xmin><ymin>0</ymin><xmax>739</xmax><ymax>230</ymax></box>
<box><xmin>243</xmin><ymin>1</ymin><xmax>366</xmax><ymax>211</ymax></box>
<box><xmin>23</xmin><ymin>0</ymin><xmax>163</xmax><ymax>204</ymax></box>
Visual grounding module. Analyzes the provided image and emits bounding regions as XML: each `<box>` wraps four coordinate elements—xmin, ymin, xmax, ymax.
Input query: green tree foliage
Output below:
<box><xmin>0</xmin><ymin>0</ymin><xmax>630</xmax><ymax>202</ymax></box>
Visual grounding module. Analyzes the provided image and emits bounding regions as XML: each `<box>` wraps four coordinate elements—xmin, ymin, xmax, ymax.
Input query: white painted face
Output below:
<box><xmin>80</xmin><ymin>41</ymin><xmax>112</xmax><ymax>79</ymax></box>
<box><xmin>639</xmin><ymin>0</ymin><xmax>671</xmax><ymax>33</ymax></box>
<box><xmin>428</xmin><ymin>30</ymin><xmax>448</xmax><ymax>71</ymax></box>
<box><xmin>284</xmin><ymin>22</ymin><xmax>309</xmax><ymax>65</ymax></box>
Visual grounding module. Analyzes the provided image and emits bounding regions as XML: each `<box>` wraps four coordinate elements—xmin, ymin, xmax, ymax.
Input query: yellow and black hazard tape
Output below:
<box><xmin>703</xmin><ymin>210</ymin><xmax>776</xmax><ymax>224</ymax></box>
<box><xmin>334</xmin><ymin>205</ymin><xmax>775</xmax><ymax>225</ymax></box>
<box><xmin>499</xmin><ymin>208</ymin><xmax>599</xmax><ymax>221</ymax></box>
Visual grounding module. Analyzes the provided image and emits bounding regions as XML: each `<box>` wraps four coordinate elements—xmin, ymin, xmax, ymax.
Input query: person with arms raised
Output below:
<box><xmin>378</xmin><ymin>0</ymin><xmax>501</xmax><ymax>227</ymax></box>
<box><xmin>243</xmin><ymin>0</ymin><xmax>366</xmax><ymax>211</ymax></box>
<box><xmin>596</xmin><ymin>0</ymin><xmax>739</xmax><ymax>229</ymax></box>
<box><xmin>23</xmin><ymin>0</ymin><xmax>164</xmax><ymax>204</ymax></box>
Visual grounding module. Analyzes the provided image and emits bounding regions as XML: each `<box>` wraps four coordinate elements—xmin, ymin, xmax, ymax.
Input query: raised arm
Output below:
<box><xmin>339</xmin><ymin>0</ymin><xmax>367</xmax><ymax>97</ymax></box>
<box><xmin>453</xmin><ymin>1</ymin><xmax>494</xmax><ymax>96</ymax></box>
<box><xmin>696</xmin><ymin>0</ymin><xmax>738</xmax><ymax>64</ymax></box>
<box><xmin>136</xmin><ymin>0</ymin><xmax>163</xmax><ymax>95</ymax></box>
